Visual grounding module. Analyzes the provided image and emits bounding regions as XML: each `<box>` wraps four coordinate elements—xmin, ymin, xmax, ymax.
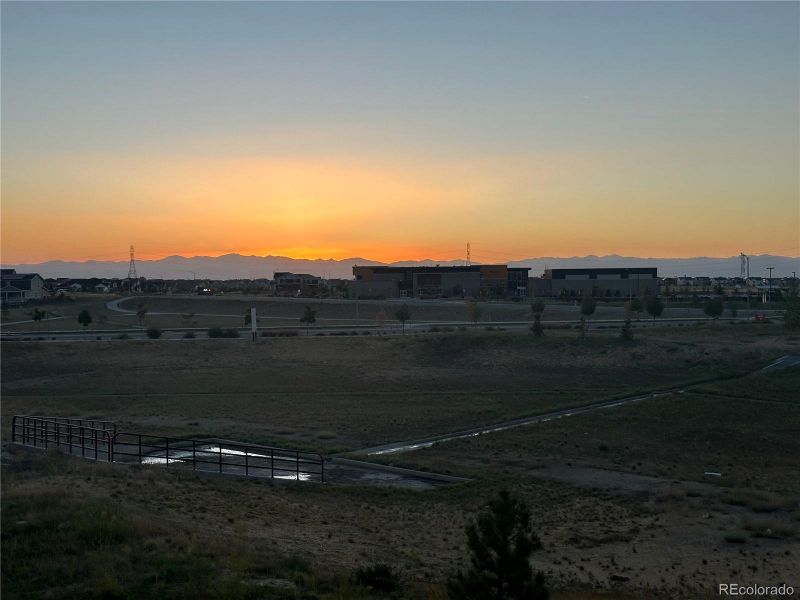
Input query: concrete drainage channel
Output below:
<box><xmin>9</xmin><ymin>416</ymin><xmax>468</xmax><ymax>489</ymax></box>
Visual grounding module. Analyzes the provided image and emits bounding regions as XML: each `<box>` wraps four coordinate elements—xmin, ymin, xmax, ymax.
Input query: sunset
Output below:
<box><xmin>2</xmin><ymin>2</ymin><xmax>798</xmax><ymax>264</ymax></box>
<box><xmin>2</xmin><ymin>3</ymin><xmax>799</xmax><ymax>600</ymax></box>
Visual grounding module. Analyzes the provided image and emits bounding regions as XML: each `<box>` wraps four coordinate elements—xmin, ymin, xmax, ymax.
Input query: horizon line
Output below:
<box><xmin>3</xmin><ymin>251</ymin><xmax>799</xmax><ymax>266</ymax></box>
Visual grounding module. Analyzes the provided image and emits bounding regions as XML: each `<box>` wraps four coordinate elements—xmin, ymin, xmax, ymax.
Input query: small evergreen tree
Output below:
<box><xmin>77</xmin><ymin>309</ymin><xmax>92</xmax><ymax>328</ymax></box>
<box><xmin>395</xmin><ymin>304</ymin><xmax>411</xmax><ymax>335</ymax></box>
<box><xmin>448</xmin><ymin>490</ymin><xmax>548</xmax><ymax>600</ymax></box>
<box><xmin>704</xmin><ymin>298</ymin><xmax>724</xmax><ymax>322</ymax></box>
<box><xmin>300</xmin><ymin>305</ymin><xmax>316</xmax><ymax>335</ymax></box>
<box><xmin>136</xmin><ymin>306</ymin><xmax>148</xmax><ymax>326</ymax></box>
<box><xmin>645</xmin><ymin>296</ymin><xmax>664</xmax><ymax>320</ymax></box>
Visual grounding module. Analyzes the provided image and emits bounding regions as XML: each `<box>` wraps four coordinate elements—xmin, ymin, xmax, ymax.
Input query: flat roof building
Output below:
<box><xmin>531</xmin><ymin>267</ymin><xmax>658</xmax><ymax>298</ymax></box>
<box><xmin>351</xmin><ymin>264</ymin><xmax>529</xmax><ymax>299</ymax></box>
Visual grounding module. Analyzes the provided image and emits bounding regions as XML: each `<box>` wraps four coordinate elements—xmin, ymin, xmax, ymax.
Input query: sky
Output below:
<box><xmin>2</xmin><ymin>1</ymin><xmax>798</xmax><ymax>264</ymax></box>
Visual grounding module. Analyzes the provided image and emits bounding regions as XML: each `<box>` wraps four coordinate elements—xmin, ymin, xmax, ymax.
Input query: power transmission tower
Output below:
<box><xmin>740</xmin><ymin>252</ymin><xmax>750</xmax><ymax>308</ymax></box>
<box><xmin>466</xmin><ymin>242</ymin><xmax>471</xmax><ymax>266</ymax></box>
<box><xmin>127</xmin><ymin>245</ymin><xmax>140</xmax><ymax>292</ymax></box>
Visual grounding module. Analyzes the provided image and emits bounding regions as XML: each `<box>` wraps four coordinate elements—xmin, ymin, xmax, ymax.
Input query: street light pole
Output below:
<box><xmin>767</xmin><ymin>267</ymin><xmax>774</xmax><ymax>304</ymax></box>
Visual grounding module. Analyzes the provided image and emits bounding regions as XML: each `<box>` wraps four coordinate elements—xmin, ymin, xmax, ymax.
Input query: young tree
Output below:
<box><xmin>530</xmin><ymin>299</ymin><xmax>545</xmax><ymax>337</ymax></box>
<box><xmin>448</xmin><ymin>490</ymin><xmax>548</xmax><ymax>600</ymax></box>
<box><xmin>530</xmin><ymin>299</ymin><xmax>545</xmax><ymax>319</ymax></box>
<box><xmin>374</xmin><ymin>307</ymin><xmax>388</xmax><ymax>329</ymax></box>
<box><xmin>31</xmin><ymin>308</ymin><xmax>46</xmax><ymax>329</ymax></box>
<box><xmin>395</xmin><ymin>304</ymin><xmax>411</xmax><ymax>335</ymax></box>
<box><xmin>77</xmin><ymin>309</ymin><xmax>92</xmax><ymax>328</ymax></box>
<box><xmin>727</xmin><ymin>302</ymin><xmax>738</xmax><ymax>318</ymax></box>
<box><xmin>531</xmin><ymin>318</ymin><xmax>544</xmax><ymax>337</ymax></box>
<box><xmin>466</xmin><ymin>300</ymin><xmax>482</xmax><ymax>325</ymax></box>
<box><xmin>645</xmin><ymin>296</ymin><xmax>664</xmax><ymax>320</ymax></box>
<box><xmin>300</xmin><ymin>305</ymin><xmax>316</xmax><ymax>335</ymax></box>
<box><xmin>630</xmin><ymin>297</ymin><xmax>643</xmax><ymax>314</ymax></box>
<box><xmin>136</xmin><ymin>306</ymin><xmax>148</xmax><ymax>326</ymax></box>
<box><xmin>704</xmin><ymin>298</ymin><xmax>724</xmax><ymax>322</ymax></box>
<box><xmin>580</xmin><ymin>295</ymin><xmax>596</xmax><ymax>331</ymax></box>
<box><xmin>784</xmin><ymin>296</ymin><xmax>800</xmax><ymax>331</ymax></box>
<box><xmin>620</xmin><ymin>318</ymin><xmax>634</xmax><ymax>343</ymax></box>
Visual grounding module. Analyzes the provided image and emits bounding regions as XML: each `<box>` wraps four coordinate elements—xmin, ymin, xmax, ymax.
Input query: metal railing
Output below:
<box><xmin>9</xmin><ymin>415</ymin><xmax>323</xmax><ymax>483</ymax></box>
<box><xmin>11</xmin><ymin>415</ymin><xmax>114</xmax><ymax>462</ymax></box>
<box><xmin>16</xmin><ymin>415</ymin><xmax>117</xmax><ymax>435</ymax></box>
<box><xmin>111</xmin><ymin>432</ymin><xmax>324</xmax><ymax>482</ymax></box>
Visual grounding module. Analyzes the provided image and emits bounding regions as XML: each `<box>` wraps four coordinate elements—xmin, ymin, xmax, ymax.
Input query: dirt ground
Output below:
<box><xmin>2</xmin><ymin>324</ymin><xmax>799</xmax><ymax>598</ymax></box>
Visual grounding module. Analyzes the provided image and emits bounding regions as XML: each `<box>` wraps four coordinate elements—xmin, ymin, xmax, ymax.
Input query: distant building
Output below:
<box><xmin>0</xmin><ymin>269</ymin><xmax>46</xmax><ymax>305</ymax></box>
<box><xmin>531</xmin><ymin>267</ymin><xmax>658</xmax><ymax>298</ymax></box>
<box><xmin>273</xmin><ymin>272</ymin><xmax>322</xmax><ymax>296</ymax></box>
<box><xmin>350</xmin><ymin>265</ymin><xmax>530</xmax><ymax>299</ymax></box>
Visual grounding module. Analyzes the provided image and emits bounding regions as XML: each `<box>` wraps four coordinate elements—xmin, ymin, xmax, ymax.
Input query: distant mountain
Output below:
<box><xmin>3</xmin><ymin>253</ymin><xmax>798</xmax><ymax>280</ymax></box>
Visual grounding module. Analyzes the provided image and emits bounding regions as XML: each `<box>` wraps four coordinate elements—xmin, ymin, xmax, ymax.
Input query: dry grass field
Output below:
<box><xmin>2</xmin><ymin>323</ymin><xmax>799</xmax><ymax>599</ymax></box>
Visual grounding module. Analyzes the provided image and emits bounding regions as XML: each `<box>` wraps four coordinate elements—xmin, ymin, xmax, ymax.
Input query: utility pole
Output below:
<box><xmin>767</xmin><ymin>266</ymin><xmax>774</xmax><ymax>304</ymax></box>
<box><xmin>466</xmin><ymin>242</ymin><xmax>471</xmax><ymax>266</ymax></box>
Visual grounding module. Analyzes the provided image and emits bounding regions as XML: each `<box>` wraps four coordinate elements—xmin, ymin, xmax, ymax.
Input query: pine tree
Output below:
<box><xmin>448</xmin><ymin>490</ymin><xmax>548</xmax><ymax>600</ymax></box>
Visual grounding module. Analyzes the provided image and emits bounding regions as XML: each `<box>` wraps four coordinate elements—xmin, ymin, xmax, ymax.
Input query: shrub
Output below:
<box><xmin>620</xmin><ymin>318</ymin><xmax>634</xmax><ymax>342</ymax></box>
<box><xmin>208</xmin><ymin>327</ymin><xmax>224</xmax><ymax>338</ymax></box>
<box><xmin>354</xmin><ymin>563</ymin><xmax>401</xmax><ymax>593</ymax></box>
<box><xmin>723</xmin><ymin>531</ymin><xmax>748</xmax><ymax>544</ymax></box>
<box><xmin>146</xmin><ymin>327</ymin><xmax>162</xmax><ymax>339</ymax></box>
<box><xmin>222</xmin><ymin>328</ymin><xmax>240</xmax><ymax>338</ymax></box>
<box><xmin>115</xmin><ymin>333</ymin><xmax>130</xmax><ymax>340</ymax></box>
<box><xmin>183</xmin><ymin>331</ymin><xmax>196</xmax><ymax>339</ymax></box>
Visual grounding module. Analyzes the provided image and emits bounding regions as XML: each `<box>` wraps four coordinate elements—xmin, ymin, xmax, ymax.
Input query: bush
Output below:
<box><xmin>260</xmin><ymin>330</ymin><xmax>299</xmax><ymax>337</ymax></box>
<box><xmin>183</xmin><ymin>331</ymin><xmax>196</xmax><ymax>339</ymax></box>
<box><xmin>207</xmin><ymin>327</ymin><xmax>238</xmax><ymax>338</ymax></box>
<box><xmin>354</xmin><ymin>563</ymin><xmax>401</xmax><ymax>593</ymax></box>
<box><xmin>620</xmin><ymin>319</ymin><xmax>634</xmax><ymax>343</ymax></box>
<box><xmin>115</xmin><ymin>333</ymin><xmax>130</xmax><ymax>340</ymax></box>
<box><xmin>146</xmin><ymin>327</ymin><xmax>162</xmax><ymax>339</ymax></box>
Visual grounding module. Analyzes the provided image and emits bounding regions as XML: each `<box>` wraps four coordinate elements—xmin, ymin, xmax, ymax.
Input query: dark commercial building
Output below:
<box><xmin>273</xmin><ymin>272</ymin><xmax>322</xmax><ymax>296</ymax></box>
<box><xmin>530</xmin><ymin>268</ymin><xmax>659</xmax><ymax>298</ymax></box>
<box><xmin>350</xmin><ymin>265</ymin><xmax>530</xmax><ymax>299</ymax></box>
